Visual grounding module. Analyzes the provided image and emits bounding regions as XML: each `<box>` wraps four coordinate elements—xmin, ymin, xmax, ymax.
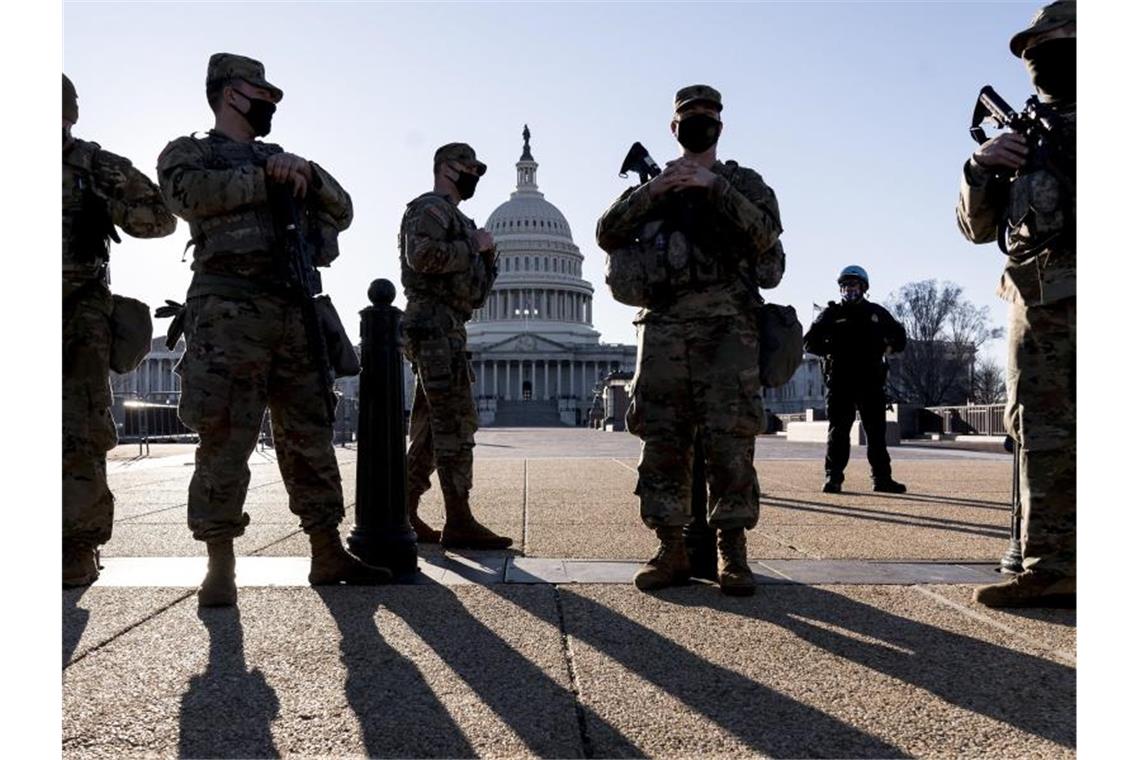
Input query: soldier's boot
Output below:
<box><xmin>822</xmin><ymin>480</ymin><xmax>843</xmax><ymax>494</ymax></box>
<box><xmin>407</xmin><ymin>491</ymin><xmax>441</xmax><ymax>544</ymax></box>
<box><xmin>972</xmin><ymin>569</ymin><xmax>1076</xmax><ymax>608</ymax></box>
<box><xmin>634</xmin><ymin>527</ymin><xmax>691</xmax><ymax>592</ymax></box>
<box><xmin>198</xmin><ymin>540</ymin><xmax>237</xmax><ymax>608</ymax></box>
<box><xmin>62</xmin><ymin>543</ymin><xmax>100</xmax><ymax>589</ymax></box>
<box><xmin>873</xmin><ymin>478</ymin><xmax>907</xmax><ymax>494</ymax></box>
<box><xmin>716</xmin><ymin>528</ymin><xmax>756</xmax><ymax>597</ymax></box>
<box><xmin>440</xmin><ymin>490</ymin><xmax>513</xmax><ymax>550</ymax></box>
<box><xmin>308</xmin><ymin>529</ymin><xmax>393</xmax><ymax>585</ymax></box>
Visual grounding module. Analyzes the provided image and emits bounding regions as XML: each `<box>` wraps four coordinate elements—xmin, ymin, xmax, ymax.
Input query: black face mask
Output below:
<box><xmin>1024</xmin><ymin>38</ymin><xmax>1076</xmax><ymax>103</ymax></box>
<box><xmin>236</xmin><ymin>93</ymin><xmax>276</xmax><ymax>137</ymax></box>
<box><xmin>676</xmin><ymin>113</ymin><xmax>722</xmax><ymax>153</ymax></box>
<box><xmin>454</xmin><ymin>171</ymin><xmax>480</xmax><ymax>200</ymax></box>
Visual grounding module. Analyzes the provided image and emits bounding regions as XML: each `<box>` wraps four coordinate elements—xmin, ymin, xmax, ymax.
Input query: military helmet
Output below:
<box><xmin>1010</xmin><ymin>1</ymin><xmax>1076</xmax><ymax>58</ymax></box>
<box><xmin>837</xmin><ymin>265</ymin><xmax>870</xmax><ymax>289</ymax></box>
<box><xmin>63</xmin><ymin>74</ymin><xmax>78</xmax><ymax>123</ymax></box>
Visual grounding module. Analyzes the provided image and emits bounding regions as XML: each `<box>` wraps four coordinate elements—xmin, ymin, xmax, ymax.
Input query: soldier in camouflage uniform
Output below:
<box><xmin>596</xmin><ymin>85</ymin><xmax>784</xmax><ymax>596</ymax></box>
<box><xmin>156</xmin><ymin>53</ymin><xmax>390</xmax><ymax>607</ymax></box>
<box><xmin>956</xmin><ymin>2</ymin><xmax>1076</xmax><ymax>608</ymax></box>
<box><xmin>400</xmin><ymin>143</ymin><xmax>512</xmax><ymax>550</ymax></box>
<box><xmin>62</xmin><ymin>74</ymin><xmax>176</xmax><ymax>587</ymax></box>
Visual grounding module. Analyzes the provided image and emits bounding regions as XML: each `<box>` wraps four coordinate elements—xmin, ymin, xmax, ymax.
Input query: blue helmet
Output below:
<box><xmin>837</xmin><ymin>265</ymin><xmax>869</xmax><ymax>289</ymax></box>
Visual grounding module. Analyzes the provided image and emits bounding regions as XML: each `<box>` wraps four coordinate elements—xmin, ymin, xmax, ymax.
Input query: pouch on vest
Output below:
<box><xmin>314</xmin><ymin>295</ymin><xmax>360</xmax><ymax>377</ymax></box>
<box><xmin>108</xmin><ymin>294</ymin><xmax>153</xmax><ymax>374</ymax></box>
<box><xmin>417</xmin><ymin>336</ymin><xmax>453</xmax><ymax>391</ymax></box>
<box><xmin>756</xmin><ymin>302</ymin><xmax>803</xmax><ymax>388</ymax></box>
<box><xmin>605</xmin><ymin>220</ymin><xmax>672</xmax><ymax>308</ymax></box>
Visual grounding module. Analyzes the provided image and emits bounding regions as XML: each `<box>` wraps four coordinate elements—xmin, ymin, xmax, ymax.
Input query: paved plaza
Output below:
<box><xmin>64</xmin><ymin>430</ymin><xmax>1075</xmax><ymax>758</ymax></box>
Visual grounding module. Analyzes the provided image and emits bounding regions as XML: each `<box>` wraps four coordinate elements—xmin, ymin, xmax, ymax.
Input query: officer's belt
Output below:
<box><xmin>187</xmin><ymin>271</ymin><xmax>296</xmax><ymax>302</ymax></box>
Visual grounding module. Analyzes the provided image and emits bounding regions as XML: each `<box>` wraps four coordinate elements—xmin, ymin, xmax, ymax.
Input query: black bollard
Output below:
<box><xmin>347</xmin><ymin>279</ymin><xmax>418</xmax><ymax>579</ymax></box>
<box><xmin>999</xmin><ymin>434</ymin><xmax>1024</xmax><ymax>574</ymax></box>
<box><xmin>684</xmin><ymin>432</ymin><xmax>718</xmax><ymax>581</ymax></box>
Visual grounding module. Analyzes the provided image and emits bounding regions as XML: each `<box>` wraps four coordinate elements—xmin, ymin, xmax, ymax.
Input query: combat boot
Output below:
<box><xmin>873</xmin><ymin>478</ymin><xmax>907</xmax><ymax>493</ymax></box>
<box><xmin>408</xmin><ymin>492</ymin><xmax>441</xmax><ymax>544</ymax></box>
<box><xmin>198</xmin><ymin>540</ymin><xmax>237</xmax><ymax>608</ymax></box>
<box><xmin>973</xmin><ymin>569</ymin><xmax>1076</xmax><ymax>608</ymax></box>
<box><xmin>634</xmin><ymin>527</ymin><xmax>691</xmax><ymax>591</ymax></box>
<box><xmin>716</xmin><ymin>528</ymin><xmax>756</xmax><ymax>596</ymax></box>
<box><xmin>308</xmin><ymin>529</ymin><xmax>393</xmax><ymax>585</ymax></box>
<box><xmin>63</xmin><ymin>543</ymin><xmax>99</xmax><ymax>588</ymax></box>
<box><xmin>440</xmin><ymin>491</ymin><xmax>513</xmax><ymax>550</ymax></box>
<box><xmin>821</xmin><ymin>480</ymin><xmax>842</xmax><ymax>494</ymax></box>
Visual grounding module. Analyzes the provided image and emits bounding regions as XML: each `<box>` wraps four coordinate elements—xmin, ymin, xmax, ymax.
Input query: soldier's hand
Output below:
<box><xmin>266</xmin><ymin>153</ymin><xmax>313</xmax><ymax>183</ymax></box>
<box><xmin>647</xmin><ymin>162</ymin><xmax>690</xmax><ymax>197</ymax></box>
<box><xmin>669</xmin><ymin>160</ymin><xmax>719</xmax><ymax>190</ymax></box>
<box><xmin>288</xmin><ymin>171</ymin><xmax>309</xmax><ymax>199</ymax></box>
<box><xmin>472</xmin><ymin>229</ymin><xmax>496</xmax><ymax>252</ymax></box>
<box><xmin>972</xmin><ymin>132</ymin><xmax>1029</xmax><ymax>171</ymax></box>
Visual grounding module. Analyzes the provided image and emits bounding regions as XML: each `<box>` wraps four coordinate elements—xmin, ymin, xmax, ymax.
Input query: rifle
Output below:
<box><xmin>968</xmin><ymin>85</ymin><xmax>1075</xmax><ymax>225</ymax></box>
<box><xmin>619</xmin><ymin>142</ymin><xmax>661</xmax><ymax>184</ymax></box>
<box><xmin>268</xmin><ymin>182</ymin><xmax>337</xmax><ymax>424</ymax></box>
<box><xmin>1000</xmin><ymin>434</ymin><xmax>1024</xmax><ymax>573</ymax></box>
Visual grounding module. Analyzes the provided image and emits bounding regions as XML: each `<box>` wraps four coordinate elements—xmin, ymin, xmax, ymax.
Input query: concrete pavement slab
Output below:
<box><xmin>555</xmin><ymin>584</ymin><xmax>1074</xmax><ymax>759</ymax></box>
<box><xmin>63</xmin><ymin>587</ymin><xmax>586</xmax><ymax>759</ymax></box>
<box><xmin>525</xmin><ymin>523</ymin><xmax>810</xmax><ymax>560</ymax></box>
<box><xmin>63</xmin><ymin>587</ymin><xmax>192</xmax><ymax>668</ymax></box>
<box><xmin>92</xmin><ymin>554</ymin><xmax>509</xmax><ymax>587</ymax></box>
<box><xmin>758</xmin><ymin>495</ymin><xmax>1009</xmax><ymax>533</ymax></box>
<box><xmin>101</xmin><ymin>523</ymin><xmax>301</xmax><ymax>557</ymax></box>
<box><xmin>763</xmin><ymin>523</ymin><xmax>1008</xmax><ymax>561</ymax></box>
<box><xmin>919</xmin><ymin>585</ymin><xmax>1077</xmax><ymax>660</ymax></box>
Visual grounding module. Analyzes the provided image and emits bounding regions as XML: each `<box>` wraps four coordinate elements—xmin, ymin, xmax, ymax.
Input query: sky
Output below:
<box><xmin>62</xmin><ymin>0</ymin><xmax>1041</xmax><ymax>365</ymax></box>
<box><xmin>2</xmin><ymin>3</ymin><xmax>1132</xmax><ymax>749</ymax></box>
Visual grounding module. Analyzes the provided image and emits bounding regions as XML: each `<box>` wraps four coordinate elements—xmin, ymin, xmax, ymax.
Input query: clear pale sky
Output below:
<box><xmin>64</xmin><ymin>0</ymin><xmax>1040</xmax><ymax>364</ymax></box>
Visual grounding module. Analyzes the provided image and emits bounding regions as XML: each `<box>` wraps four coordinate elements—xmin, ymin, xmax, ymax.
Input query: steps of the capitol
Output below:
<box><xmin>487</xmin><ymin>399</ymin><xmax>567</xmax><ymax>427</ymax></box>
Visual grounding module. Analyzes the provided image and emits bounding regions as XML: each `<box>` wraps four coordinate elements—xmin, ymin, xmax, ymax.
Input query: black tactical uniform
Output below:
<box><xmin>804</xmin><ymin>298</ymin><xmax>906</xmax><ymax>492</ymax></box>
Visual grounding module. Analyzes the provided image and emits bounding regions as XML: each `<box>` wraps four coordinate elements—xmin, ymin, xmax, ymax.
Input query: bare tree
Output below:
<box><xmin>884</xmin><ymin>280</ymin><xmax>1003</xmax><ymax>406</ymax></box>
<box><xmin>971</xmin><ymin>357</ymin><xmax>1007</xmax><ymax>404</ymax></box>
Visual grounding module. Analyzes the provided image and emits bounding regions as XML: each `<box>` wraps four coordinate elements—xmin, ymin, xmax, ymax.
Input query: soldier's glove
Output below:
<box><xmin>154</xmin><ymin>299</ymin><xmax>186</xmax><ymax>351</ymax></box>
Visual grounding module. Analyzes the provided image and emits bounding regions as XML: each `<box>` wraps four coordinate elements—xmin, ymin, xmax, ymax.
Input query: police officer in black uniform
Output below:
<box><xmin>804</xmin><ymin>265</ymin><xmax>907</xmax><ymax>494</ymax></box>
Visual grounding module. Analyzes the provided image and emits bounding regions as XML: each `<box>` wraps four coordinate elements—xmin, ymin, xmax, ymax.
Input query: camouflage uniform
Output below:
<box><xmin>596</xmin><ymin>143</ymin><xmax>783</xmax><ymax>532</ymax></box>
<box><xmin>156</xmin><ymin>56</ymin><xmax>353</xmax><ymax>544</ymax></box>
<box><xmin>956</xmin><ymin>22</ymin><xmax>1076</xmax><ymax>577</ymax></box>
<box><xmin>62</xmin><ymin>82</ymin><xmax>176</xmax><ymax>553</ymax></box>
<box><xmin>399</xmin><ymin>179</ymin><xmax>495</xmax><ymax>512</ymax></box>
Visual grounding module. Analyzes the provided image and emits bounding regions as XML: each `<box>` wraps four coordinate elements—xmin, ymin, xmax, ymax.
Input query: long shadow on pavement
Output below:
<box><xmin>495</xmin><ymin>585</ymin><xmax>907</xmax><ymax>758</ymax></box>
<box><xmin>761</xmin><ymin>496</ymin><xmax>1008</xmax><ymax>539</ymax></box>
<box><xmin>62</xmin><ymin>588</ymin><xmax>90</xmax><ymax>668</ymax></box>
<box><xmin>178</xmin><ymin>607</ymin><xmax>281</xmax><ymax>759</ymax></box>
<box><xmin>677</xmin><ymin>584</ymin><xmax>1075</xmax><ymax>749</ymax></box>
<box><xmin>315</xmin><ymin>587</ymin><xmax>477</xmax><ymax>759</ymax></box>
<box><xmin>379</xmin><ymin>584</ymin><xmax>644</xmax><ymax>758</ymax></box>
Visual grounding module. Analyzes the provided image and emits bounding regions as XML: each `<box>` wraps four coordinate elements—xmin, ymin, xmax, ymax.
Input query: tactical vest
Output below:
<box><xmin>62</xmin><ymin>139</ymin><xmax>118</xmax><ymax>281</ymax></box>
<box><xmin>1000</xmin><ymin>109</ymin><xmax>1076</xmax><ymax>305</ymax></box>
<box><xmin>185</xmin><ymin>133</ymin><xmax>284</xmax><ymax>269</ymax></box>
<box><xmin>605</xmin><ymin>162</ymin><xmax>750</xmax><ymax>309</ymax></box>
<box><xmin>399</xmin><ymin>194</ymin><xmax>493</xmax><ymax>318</ymax></box>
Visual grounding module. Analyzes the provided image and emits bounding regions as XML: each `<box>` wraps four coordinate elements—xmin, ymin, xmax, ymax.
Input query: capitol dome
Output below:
<box><xmin>462</xmin><ymin>126</ymin><xmax>635</xmax><ymax>427</ymax></box>
<box><xmin>467</xmin><ymin>125</ymin><xmax>599</xmax><ymax>346</ymax></box>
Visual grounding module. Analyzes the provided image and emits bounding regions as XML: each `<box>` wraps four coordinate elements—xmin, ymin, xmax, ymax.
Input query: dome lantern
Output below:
<box><xmin>516</xmin><ymin>124</ymin><xmax>539</xmax><ymax>194</ymax></box>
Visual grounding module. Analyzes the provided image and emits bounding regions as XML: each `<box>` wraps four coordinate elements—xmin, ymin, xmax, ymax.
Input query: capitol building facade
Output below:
<box><xmin>464</xmin><ymin>127</ymin><xmax>637</xmax><ymax>426</ymax></box>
